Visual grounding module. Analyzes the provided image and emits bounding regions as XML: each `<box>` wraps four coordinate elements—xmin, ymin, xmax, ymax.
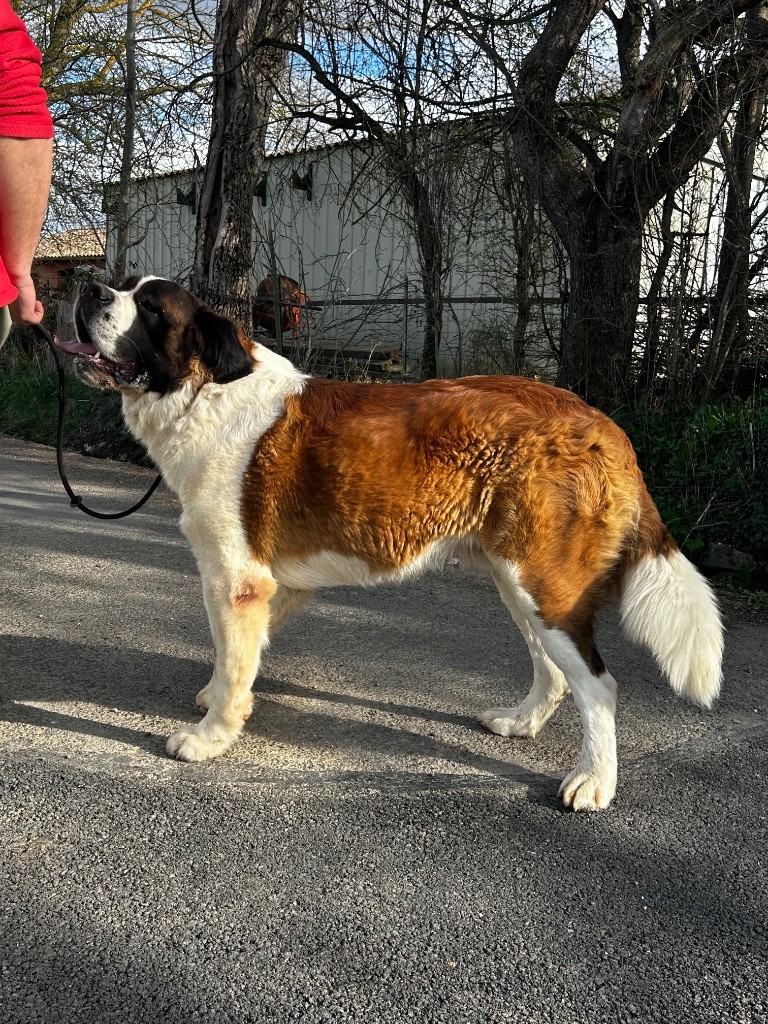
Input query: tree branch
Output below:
<box><xmin>642</xmin><ymin>43</ymin><xmax>768</xmax><ymax>211</ymax></box>
<box><xmin>505</xmin><ymin>0</ymin><xmax>605</xmax><ymax>235</ymax></box>
<box><xmin>613</xmin><ymin>0</ymin><xmax>762</xmax><ymax>169</ymax></box>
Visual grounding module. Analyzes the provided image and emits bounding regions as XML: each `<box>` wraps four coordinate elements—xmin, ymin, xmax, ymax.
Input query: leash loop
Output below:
<box><xmin>31</xmin><ymin>321</ymin><xmax>163</xmax><ymax>519</ymax></box>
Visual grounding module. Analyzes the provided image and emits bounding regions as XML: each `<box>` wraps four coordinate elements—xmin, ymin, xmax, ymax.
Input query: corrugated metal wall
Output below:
<box><xmin>108</xmin><ymin>144</ymin><xmax>560</xmax><ymax>375</ymax></box>
<box><xmin>107</xmin><ymin>171</ymin><xmax>198</xmax><ymax>283</ymax></box>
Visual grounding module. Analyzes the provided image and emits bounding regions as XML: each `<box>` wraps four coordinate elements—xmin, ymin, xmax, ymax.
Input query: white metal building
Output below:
<box><xmin>105</xmin><ymin>139</ymin><xmax>564</xmax><ymax>375</ymax></box>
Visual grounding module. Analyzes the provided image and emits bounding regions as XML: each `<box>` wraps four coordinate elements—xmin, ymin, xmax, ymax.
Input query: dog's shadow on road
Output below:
<box><xmin>0</xmin><ymin>633</ymin><xmax>558</xmax><ymax>798</ymax></box>
<box><xmin>253</xmin><ymin>675</ymin><xmax>560</xmax><ymax>793</ymax></box>
<box><xmin>0</xmin><ymin>633</ymin><xmax>199</xmax><ymax>758</ymax></box>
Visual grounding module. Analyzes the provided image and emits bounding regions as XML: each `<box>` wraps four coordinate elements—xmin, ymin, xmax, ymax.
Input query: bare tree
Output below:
<box><xmin>267</xmin><ymin>0</ymin><xmax>496</xmax><ymax>377</ymax></box>
<box><xmin>192</xmin><ymin>0</ymin><xmax>300</xmax><ymax>329</ymax></box>
<box><xmin>20</xmin><ymin>0</ymin><xmax>214</xmax><ymax>267</ymax></box>
<box><xmin>702</xmin><ymin>2</ymin><xmax>768</xmax><ymax>395</ymax></box>
<box><xmin>450</xmin><ymin>0</ymin><xmax>768</xmax><ymax>407</ymax></box>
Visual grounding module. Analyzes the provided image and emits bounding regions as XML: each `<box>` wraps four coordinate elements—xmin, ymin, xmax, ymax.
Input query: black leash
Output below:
<box><xmin>32</xmin><ymin>321</ymin><xmax>163</xmax><ymax>519</ymax></box>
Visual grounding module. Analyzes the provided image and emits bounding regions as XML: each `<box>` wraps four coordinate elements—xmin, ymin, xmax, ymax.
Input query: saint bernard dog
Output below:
<box><xmin>59</xmin><ymin>276</ymin><xmax>724</xmax><ymax>811</ymax></box>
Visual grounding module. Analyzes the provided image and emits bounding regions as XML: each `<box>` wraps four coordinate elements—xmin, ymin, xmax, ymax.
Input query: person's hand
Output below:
<box><xmin>8</xmin><ymin>273</ymin><xmax>44</xmax><ymax>324</ymax></box>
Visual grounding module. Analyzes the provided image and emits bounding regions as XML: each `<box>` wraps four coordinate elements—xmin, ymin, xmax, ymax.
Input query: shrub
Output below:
<box><xmin>620</xmin><ymin>393</ymin><xmax>768</xmax><ymax>564</ymax></box>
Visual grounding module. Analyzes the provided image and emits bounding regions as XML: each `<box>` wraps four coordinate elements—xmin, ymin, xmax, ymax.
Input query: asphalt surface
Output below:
<box><xmin>0</xmin><ymin>434</ymin><xmax>766</xmax><ymax>1023</ymax></box>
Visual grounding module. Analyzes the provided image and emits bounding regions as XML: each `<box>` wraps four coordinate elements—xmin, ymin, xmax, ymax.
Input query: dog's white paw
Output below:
<box><xmin>479</xmin><ymin>706</ymin><xmax>542</xmax><ymax>739</ymax></box>
<box><xmin>166</xmin><ymin>724</ymin><xmax>235</xmax><ymax>762</ymax></box>
<box><xmin>195</xmin><ymin>681</ymin><xmax>213</xmax><ymax>712</ymax></box>
<box><xmin>558</xmin><ymin>768</ymin><xmax>616</xmax><ymax>811</ymax></box>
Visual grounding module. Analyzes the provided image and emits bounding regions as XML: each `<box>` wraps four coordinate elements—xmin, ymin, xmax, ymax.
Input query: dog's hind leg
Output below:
<box><xmin>195</xmin><ymin>584</ymin><xmax>313</xmax><ymax>713</ymax></box>
<box><xmin>487</xmin><ymin>561</ymin><xmax>618</xmax><ymax>811</ymax></box>
<box><xmin>535</xmin><ymin>628</ymin><xmax>617</xmax><ymax>811</ymax></box>
<box><xmin>480</xmin><ymin>573</ymin><xmax>569</xmax><ymax>739</ymax></box>
<box><xmin>168</xmin><ymin>570</ymin><xmax>277</xmax><ymax>762</ymax></box>
<box><xmin>268</xmin><ymin>584</ymin><xmax>314</xmax><ymax>638</ymax></box>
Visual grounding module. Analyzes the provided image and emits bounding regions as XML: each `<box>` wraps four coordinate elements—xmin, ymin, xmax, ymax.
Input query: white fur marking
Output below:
<box><xmin>621</xmin><ymin>550</ymin><xmax>723</xmax><ymax>707</ymax></box>
<box><xmin>481</xmin><ymin>584</ymin><xmax>570</xmax><ymax>738</ymax></box>
<box><xmin>83</xmin><ymin>276</ymin><xmax>164</xmax><ymax>361</ymax></box>
<box><xmin>274</xmin><ymin>536</ymin><xmax>480</xmax><ymax>590</ymax></box>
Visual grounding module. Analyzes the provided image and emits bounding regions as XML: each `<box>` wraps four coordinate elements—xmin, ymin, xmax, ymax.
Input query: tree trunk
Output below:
<box><xmin>419</xmin><ymin>283</ymin><xmax>442</xmax><ymax>380</ymax></box>
<box><xmin>408</xmin><ymin>172</ymin><xmax>444</xmax><ymax>380</ymax></box>
<box><xmin>703</xmin><ymin>5</ymin><xmax>768</xmax><ymax>397</ymax></box>
<box><xmin>416</xmin><ymin>222</ymin><xmax>443</xmax><ymax>380</ymax></box>
<box><xmin>556</xmin><ymin>210</ymin><xmax>643</xmax><ymax>410</ymax></box>
<box><xmin>113</xmin><ymin>0</ymin><xmax>136</xmax><ymax>284</ymax></box>
<box><xmin>192</xmin><ymin>0</ymin><xmax>298</xmax><ymax>331</ymax></box>
<box><xmin>511</xmin><ymin>182</ymin><xmax>537</xmax><ymax>374</ymax></box>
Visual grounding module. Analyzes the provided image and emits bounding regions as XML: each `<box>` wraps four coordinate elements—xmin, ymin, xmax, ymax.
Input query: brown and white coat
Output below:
<box><xmin>67</xmin><ymin>277</ymin><xmax>724</xmax><ymax>811</ymax></box>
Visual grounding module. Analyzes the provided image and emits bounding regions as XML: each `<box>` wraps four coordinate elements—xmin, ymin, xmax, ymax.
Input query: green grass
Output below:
<box><xmin>712</xmin><ymin>575</ymin><xmax>768</xmax><ymax>606</ymax></box>
<box><xmin>0</xmin><ymin>349</ymin><xmax>130</xmax><ymax>452</ymax></box>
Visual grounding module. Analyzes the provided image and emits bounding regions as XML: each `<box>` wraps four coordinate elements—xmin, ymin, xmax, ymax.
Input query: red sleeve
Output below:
<box><xmin>0</xmin><ymin>0</ymin><xmax>54</xmax><ymax>139</ymax></box>
<box><xmin>0</xmin><ymin>253</ymin><xmax>16</xmax><ymax>306</ymax></box>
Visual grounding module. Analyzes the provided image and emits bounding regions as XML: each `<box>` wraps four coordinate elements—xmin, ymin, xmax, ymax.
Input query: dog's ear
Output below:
<box><xmin>188</xmin><ymin>306</ymin><xmax>253</xmax><ymax>383</ymax></box>
<box><xmin>118</xmin><ymin>275</ymin><xmax>142</xmax><ymax>291</ymax></box>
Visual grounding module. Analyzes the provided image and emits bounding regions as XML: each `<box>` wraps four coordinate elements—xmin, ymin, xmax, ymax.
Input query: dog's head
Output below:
<box><xmin>61</xmin><ymin>277</ymin><xmax>254</xmax><ymax>394</ymax></box>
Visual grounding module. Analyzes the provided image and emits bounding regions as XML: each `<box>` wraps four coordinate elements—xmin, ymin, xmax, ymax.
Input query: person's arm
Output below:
<box><xmin>0</xmin><ymin>0</ymin><xmax>55</xmax><ymax>324</ymax></box>
<box><xmin>0</xmin><ymin>136</ymin><xmax>53</xmax><ymax>323</ymax></box>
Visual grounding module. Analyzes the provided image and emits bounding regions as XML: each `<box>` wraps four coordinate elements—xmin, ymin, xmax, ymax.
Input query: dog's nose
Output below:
<box><xmin>80</xmin><ymin>281</ymin><xmax>113</xmax><ymax>304</ymax></box>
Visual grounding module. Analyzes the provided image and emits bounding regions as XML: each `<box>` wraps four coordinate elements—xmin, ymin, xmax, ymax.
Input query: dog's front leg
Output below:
<box><xmin>194</xmin><ymin>584</ymin><xmax>313</xmax><ymax>714</ymax></box>
<box><xmin>167</xmin><ymin>570</ymin><xmax>277</xmax><ymax>762</ymax></box>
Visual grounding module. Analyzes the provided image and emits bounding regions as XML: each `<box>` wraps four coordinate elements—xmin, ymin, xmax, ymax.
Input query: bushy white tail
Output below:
<box><xmin>620</xmin><ymin>550</ymin><xmax>723</xmax><ymax>707</ymax></box>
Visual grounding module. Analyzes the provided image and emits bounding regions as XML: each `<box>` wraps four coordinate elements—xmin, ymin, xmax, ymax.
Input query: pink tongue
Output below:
<box><xmin>54</xmin><ymin>336</ymin><xmax>98</xmax><ymax>356</ymax></box>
